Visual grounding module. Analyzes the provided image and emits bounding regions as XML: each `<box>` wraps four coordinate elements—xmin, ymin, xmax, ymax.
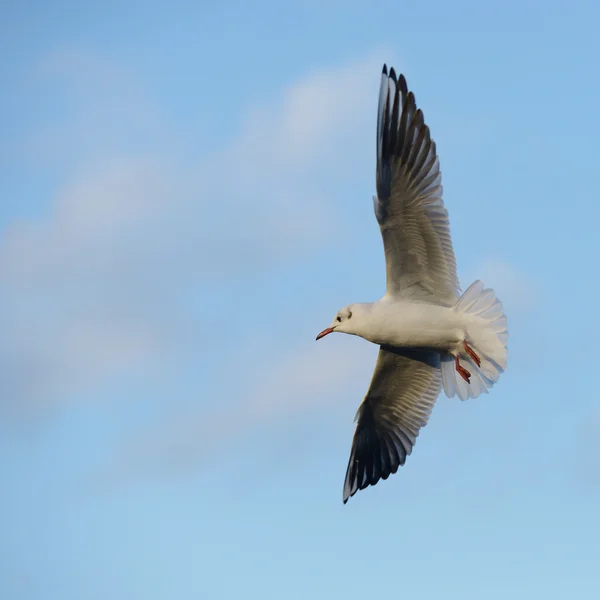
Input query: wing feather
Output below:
<box><xmin>374</xmin><ymin>65</ymin><xmax>460</xmax><ymax>303</ymax></box>
<box><xmin>343</xmin><ymin>347</ymin><xmax>442</xmax><ymax>503</ymax></box>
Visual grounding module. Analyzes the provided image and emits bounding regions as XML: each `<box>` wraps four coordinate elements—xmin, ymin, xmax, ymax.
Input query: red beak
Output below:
<box><xmin>315</xmin><ymin>327</ymin><xmax>335</xmax><ymax>341</ymax></box>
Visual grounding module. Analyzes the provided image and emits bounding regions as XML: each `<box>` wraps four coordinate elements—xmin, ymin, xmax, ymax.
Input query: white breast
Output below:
<box><xmin>361</xmin><ymin>300</ymin><xmax>466</xmax><ymax>350</ymax></box>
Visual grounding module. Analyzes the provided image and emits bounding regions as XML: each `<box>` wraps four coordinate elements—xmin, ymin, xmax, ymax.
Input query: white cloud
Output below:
<box><xmin>0</xmin><ymin>49</ymin><xmax>384</xmax><ymax>411</ymax></box>
<box><xmin>238</xmin><ymin>57</ymin><xmax>379</xmax><ymax>166</ymax></box>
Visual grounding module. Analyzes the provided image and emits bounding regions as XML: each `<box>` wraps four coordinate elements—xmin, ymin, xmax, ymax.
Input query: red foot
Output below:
<box><xmin>455</xmin><ymin>355</ymin><xmax>471</xmax><ymax>383</ymax></box>
<box><xmin>463</xmin><ymin>340</ymin><xmax>481</xmax><ymax>367</ymax></box>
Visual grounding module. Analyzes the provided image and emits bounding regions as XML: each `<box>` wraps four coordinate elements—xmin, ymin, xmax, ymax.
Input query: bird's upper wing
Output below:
<box><xmin>343</xmin><ymin>346</ymin><xmax>442</xmax><ymax>503</ymax></box>
<box><xmin>374</xmin><ymin>65</ymin><xmax>460</xmax><ymax>304</ymax></box>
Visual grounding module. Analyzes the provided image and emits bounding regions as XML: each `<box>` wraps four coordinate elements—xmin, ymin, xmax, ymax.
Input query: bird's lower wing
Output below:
<box><xmin>343</xmin><ymin>346</ymin><xmax>442</xmax><ymax>503</ymax></box>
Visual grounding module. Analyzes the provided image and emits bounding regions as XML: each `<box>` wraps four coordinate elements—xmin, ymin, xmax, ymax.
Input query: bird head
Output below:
<box><xmin>316</xmin><ymin>305</ymin><xmax>355</xmax><ymax>340</ymax></box>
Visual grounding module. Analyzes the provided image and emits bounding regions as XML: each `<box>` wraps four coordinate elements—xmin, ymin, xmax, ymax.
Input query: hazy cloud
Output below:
<box><xmin>0</xmin><ymin>49</ymin><xmax>384</xmax><ymax>411</ymax></box>
<box><xmin>461</xmin><ymin>259</ymin><xmax>538</xmax><ymax>314</ymax></box>
<box><xmin>103</xmin><ymin>338</ymin><xmax>377</xmax><ymax>482</ymax></box>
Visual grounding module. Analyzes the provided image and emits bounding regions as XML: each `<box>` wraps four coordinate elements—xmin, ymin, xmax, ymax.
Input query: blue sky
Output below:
<box><xmin>2</xmin><ymin>0</ymin><xmax>600</xmax><ymax>598</ymax></box>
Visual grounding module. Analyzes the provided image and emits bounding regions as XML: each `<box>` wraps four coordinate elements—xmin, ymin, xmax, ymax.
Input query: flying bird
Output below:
<box><xmin>316</xmin><ymin>65</ymin><xmax>508</xmax><ymax>504</ymax></box>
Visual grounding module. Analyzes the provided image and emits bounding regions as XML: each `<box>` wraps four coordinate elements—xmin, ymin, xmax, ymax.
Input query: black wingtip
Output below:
<box><xmin>389</xmin><ymin>67</ymin><xmax>397</xmax><ymax>82</ymax></box>
<box><xmin>382</xmin><ymin>63</ymin><xmax>387</xmax><ymax>75</ymax></box>
<box><xmin>399</xmin><ymin>73</ymin><xmax>408</xmax><ymax>93</ymax></box>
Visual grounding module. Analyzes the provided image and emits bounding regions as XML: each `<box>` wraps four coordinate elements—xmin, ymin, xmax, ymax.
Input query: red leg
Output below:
<box><xmin>463</xmin><ymin>340</ymin><xmax>481</xmax><ymax>367</ymax></box>
<box><xmin>455</xmin><ymin>355</ymin><xmax>471</xmax><ymax>383</ymax></box>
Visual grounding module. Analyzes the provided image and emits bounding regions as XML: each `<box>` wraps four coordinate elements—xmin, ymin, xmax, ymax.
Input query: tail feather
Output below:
<box><xmin>441</xmin><ymin>280</ymin><xmax>508</xmax><ymax>401</ymax></box>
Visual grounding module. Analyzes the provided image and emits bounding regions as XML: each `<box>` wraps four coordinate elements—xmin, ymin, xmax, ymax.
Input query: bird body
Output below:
<box><xmin>316</xmin><ymin>64</ymin><xmax>509</xmax><ymax>503</ymax></box>
<box><xmin>337</xmin><ymin>299</ymin><xmax>464</xmax><ymax>350</ymax></box>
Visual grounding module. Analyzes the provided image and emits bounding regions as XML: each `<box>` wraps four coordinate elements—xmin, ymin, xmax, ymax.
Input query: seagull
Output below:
<box><xmin>316</xmin><ymin>65</ymin><xmax>508</xmax><ymax>504</ymax></box>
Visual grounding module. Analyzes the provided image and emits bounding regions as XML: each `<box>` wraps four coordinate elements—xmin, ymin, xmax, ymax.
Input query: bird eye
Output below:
<box><xmin>336</xmin><ymin>316</ymin><xmax>342</xmax><ymax>322</ymax></box>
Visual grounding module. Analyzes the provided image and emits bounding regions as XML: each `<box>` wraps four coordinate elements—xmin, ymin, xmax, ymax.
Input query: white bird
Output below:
<box><xmin>316</xmin><ymin>65</ymin><xmax>508</xmax><ymax>504</ymax></box>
